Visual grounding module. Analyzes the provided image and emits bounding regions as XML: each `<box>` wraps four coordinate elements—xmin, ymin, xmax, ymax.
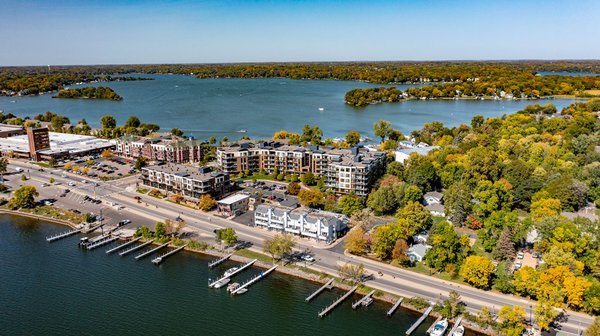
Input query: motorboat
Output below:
<box><xmin>430</xmin><ymin>319</ymin><xmax>448</xmax><ymax>336</ymax></box>
<box><xmin>223</xmin><ymin>267</ymin><xmax>239</xmax><ymax>278</ymax></box>
<box><xmin>213</xmin><ymin>277</ymin><xmax>230</xmax><ymax>289</ymax></box>
<box><xmin>236</xmin><ymin>288</ymin><xmax>248</xmax><ymax>294</ymax></box>
<box><xmin>318</xmin><ymin>107</ymin><xmax>324</xmax><ymax>111</ymax></box>
<box><xmin>361</xmin><ymin>297</ymin><xmax>373</xmax><ymax>307</ymax></box>
<box><xmin>452</xmin><ymin>325</ymin><xmax>464</xmax><ymax>336</ymax></box>
<box><xmin>227</xmin><ymin>282</ymin><xmax>240</xmax><ymax>293</ymax></box>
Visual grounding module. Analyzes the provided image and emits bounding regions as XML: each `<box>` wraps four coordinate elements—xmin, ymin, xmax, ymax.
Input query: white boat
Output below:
<box><xmin>361</xmin><ymin>297</ymin><xmax>373</xmax><ymax>307</ymax></box>
<box><xmin>430</xmin><ymin>319</ymin><xmax>448</xmax><ymax>336</ymax></box>
<box><xmin>452</xmin><ymin>325</ymin><xmax>464</xmax><ymax>336</ymax></box>
<box><xmin>236</xmin><ymin>288</ymin><xmax>248</xmax><ymax>294</ymax></box>
<box><xmin>223</xmin><ymin>266</ymin><xmax>239</xmax><ymax>278</ymax></box>
<box><xmin>227</xmin><ymin>282</ymin><xmax>240</xmax><ymax>293</ymax></box>
<box><xmin>318</xmin><ymin>107</ymin><xmax>324</xmax><ymax>111</ymax></box>
<box><xmin>213</xmin><ymin>277</ymin><xmax>230</xmax><ymax>288</ymax></box>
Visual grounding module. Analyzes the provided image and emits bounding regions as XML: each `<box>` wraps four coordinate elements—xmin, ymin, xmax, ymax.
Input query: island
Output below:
<box><xmin>53</xmin><ymin>86</ymin><xmax>123</xmax><ymax>101</ymax></box>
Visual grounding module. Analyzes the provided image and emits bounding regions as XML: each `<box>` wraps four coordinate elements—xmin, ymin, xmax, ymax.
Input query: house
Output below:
<box><xmin>217</xmin><ymin>194</ymin><xmax>250</xmax><ymax>217</ymax></box>
<box><xmin>394</xmin><ymin>145</ymin><xmax>439</xmax><ymax>163</ymax></box>
<box><xmin>407</xmin><ymin>244</ymin><xmax>431</xmax><ymax>263</ymax></box>
<box><xmin>412</xmin><ymin>232</ymin><xmax>429</xmax><ymax>244</ymax></box>
<box><xmin>426</xmin><ymin>203</ymin><xmax>445</xmax><ymax>217</ymax></box>
<box><xmin>423</xmin><ymin>191</ymin><xmax>443</xmax><ymax>205</ymax></box>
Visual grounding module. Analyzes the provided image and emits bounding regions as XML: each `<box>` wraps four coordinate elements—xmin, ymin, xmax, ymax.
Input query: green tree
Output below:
<box><xmin>498</xmin><ymin>306</ymin><xmax>525</xmax><ymax>336</ymax></box>
<box><xmin>263</xmin><ymin>233</ymin><xmax>295</xmax><ymax>264</ymax></box>
<box><xmin>493</xmin><ymin>262</ymin><xmax>515</xmax><ymax>293</ymax></box>
<box><xmin>403</xmin><ymin>185</ymin><xmax>423</xmax><ymax>204</ymax></box>
<box><xmin>395</xmin><ymin>201</ymin><xmax>432</xmax><ymax>237</ymax></box>
<box><xmin>154</xmin><ymin>221</ymin><xmax>167</xmax><ymax>238</ymax></box>
<box><xmin>425</xmin><ymin>222</ymin><xmax>470</xmax><ymax>271</ymax></box>
<box><xmin>444</xmin><ymin>181</ymin><xmax>472</xmax><ymax>226</ymax></box>
<box><xmin>209</xmin><ymin>136</ymin><xmax>216</xmax><ymax>144</ymax></box>
<box><xmin>134</xmin><ymin>157</ymin><xmax>147</xmax><ymax>171</ymax></box>
<box><xmin>47</xmin><ymin>157</ymin><xmax>57</xmax><ymax>168</ymax></box>
<box><xmin>300</xmin><ymin>124</ymin><xmax>323</xmax><ymax>144</ymax></box>
<box><xmin>345</xmin><ymin>227</ymin><xmax>368</xmax><ymax>255</ymax></box>
<box><xmin>124</xmin><ymin>116</ymin><xmax>141</xmax><ymax>128</ymax></box>
<box><xmin>171</xmin><ymin>128</ymin><xmax>184</xmax><ymax>136</ymax></box>
<box><xmin>216</xmin><ymin>228</ymin><xmax>238</xmax><ymax>246</ymax></box>
<box><xmin>371</xmin><ymin>224</ymin><xmax>404</xmax><ymax>259</ymax></box>
<box><xmin>437</xmin><ymin>290</ymin><xmax>464</xmax><ymax>319</ymax></box>
<box><xmin>337</xmin><ymin>262</ymin><xmax>365</xmax><ymax>284</ymax></box>
<box><xmin>300</xmin><ymin>171</ymin><xmax>317</xmax><ymax>186</ymax></box>
<box><xmin>585</xmin><ymin>317</ymin><xmax>600</xmax><ymax>336</ymax></box>
<box><xmin>9</xmin><ymin>185</ymin><xmax>38</xmax><ymax>209</ymax></box>
<box><xmin>386</xmin><ymin>161</ymin><xmax>404</xmax><ymax>178</ymax></box>
<box><xmin>198</xmin><ymin>194</ymin><xmax>217</xmax><ymax>211</ymax></box>
<box><xmin>373</xmin><ymin>120</ymin><xmax>392</xmax><ymax>143</ymax></box>
<box><xmin>367</xmin><ymin>185</ymin><xmax>398</xmax><ymax>215</ymax></box>
<box><xmin>338</xmin><ymin>193</ymin><xmax>364</xmax><ymax>216</ymax></box>
<box><xmin>287</xmin><ymin>182</ymin><xmax>301</xmax><ymax>195</ymax></box>
<box><xmin>493</xmin><ymin>226</ymin><xmax>516</xmax><ymax>261</ymax></box>
<box><xmin>0</xmin><ymin>157</ymin><xmax>8</xmax><ymax>175</ymax></box>
<box><xmin>100</xmin><ymin>115</ymin><xmax>116</xmax><ymax>129</ymax></box>
<box><xmin>345</xmin><ymin>130</ymin><xmax>361</xmax><ymax>146</ymax></box>
<box><xmin>534</xmin><ymin>300</ymin><xmax>558</xmax><ymax>331</ymax></box>
<box><xmin>298</xmin><ymin>189</ymin><xmax>324</xmax><ymax>208</ymax></box>
<box><xmin>404</xmin><ymin>154</ymin><xmax>438</xmax><ymax>191</ymax></box>
<box><xmin>459</xmin><ymin>255</ymin><xmax>495</xmax><ymax>289</ymax></box>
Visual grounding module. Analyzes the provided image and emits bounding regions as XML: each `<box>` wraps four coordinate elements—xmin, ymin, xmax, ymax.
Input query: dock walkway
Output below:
<box><xmin>352</xmin><ymin>290</ymin><xmax>376</xmax><ymax>309</ymax></box>
<box><xmin>230</xmin><ymin>265</ymin><xmax>277</xmax><ymax>295</ymax></box>
<box><xmin>209</xmin><ymin>259</ymin><xmax>257</xmax><ymax>288</ymax></box>
<box><xmin>106</xmin><ymin>237</ymin><xmax>142</xmax><ymax>254</ymax></box>
<box><xmin>135</xmin><ymin>242</ymin><xmax>170</xmax><ymax>260</ymax></box>
<box><xmin>305</xmin><ymin>279</ymin><xmax>334</xmax><ymax>302</ymax></box>
<box><xmin>152</xmin><ymin>245</ymin><xmax>187</xmax><ymax>265</ymax></box>
<box><xmin>405</xmin><ymin>306</ymin><xmax>432</xmax><ymax>335</ymax></box>
<box><xmin>46</xmin><ymin>228</ymin><xmax>81</xmax><ymax>242</ymax></box>
<box><xmin>386</xmin><ymin>297</ymin><xmax>403</xmax><ymax>317</ymax></box>
<box><xmin>86</xmin><ymin>235</ymin><xmax>119</xmax><ymax>250</ymax></box>
<box><xmin>208</xmin><ymin>253</ymin><xmax>233</xmax><ymax>268</ymax></box>
<box><xmin>119</xmin><ymin>239</ymin><xmax>154</xmax><ymax>256</ymax></box>
<box><xmin>448</xmin><ymin>317</ymin><xmax>463</xmax><ymax>335</ymax></box>
<box><xmin>318</xmin><ymin>285</ymin><xmax>358</xmax><ymax>318</ymax></box>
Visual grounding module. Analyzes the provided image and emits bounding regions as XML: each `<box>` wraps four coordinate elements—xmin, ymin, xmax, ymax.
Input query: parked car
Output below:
<box><xmin>516</xmin><ymin>251</ymin><xmax>524</xmax><ymax>259</ymax></box>
<box><xmin>68</xmin><ymin>182</ymin><xmax>76</xmax><ymax>187</ymax></box>
<box><xmin>118</xmin><ymin>219</ymin><xmax>132</xmax><ymax>227</ymax></box>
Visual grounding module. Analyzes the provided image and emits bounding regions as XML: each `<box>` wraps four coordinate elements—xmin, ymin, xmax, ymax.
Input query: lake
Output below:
<box><xmin>0</xmin><ymin>215</ymin><xmax>486</xmax><ymax>336</ymax></box>
<box><xmin>0</xmin><ymin>75</ymin><xmax>577</xmax><ymax>141</ymax></box>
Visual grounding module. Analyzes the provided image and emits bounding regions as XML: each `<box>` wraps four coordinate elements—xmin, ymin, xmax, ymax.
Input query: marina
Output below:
<box><xmin>46</xmin><ymin>228</ymin><xmax>81</xmax><ymax>242</ymax></box>
<box><xmin>449</xmin><ymin>317</ymin><xmax>464</xmax><ymax>336</ymax></box>
<box><xmin>152</xmin><ymin>244</ymin><xmax>187</xmax><ymax>265</ymax></box>
<box><xmin>318</xmin><ymin>285</ymin><xmax>359</xmax><ymax>318</ymax></box>
<box><xmin>118</xmin><ymin>239</ymin><xmax>155</xmax><ymax>256</ymax></box>
<box><xmin>352</xmin><ymin>290</ymin><xmax>376</xmax><ymax>309</ymax></box>
<box><xmin>106</xmin><ymin>236</ymin><xmax>142</xmax><ymax>254</ymax></box>
<box><xmin>230</xmin><ymin>265</ymin><xmax>278</xmax><ymax>295</ymax></box>
<box><xmin>208</xmin><ymin>253</ymin><xmax>233</xmax><ymax>268</ymax></box>
<box><xmin>405</xmin><ymin>306</ymin><xmax>433</xmax><ymax>335</ymax></box>
<box><xmin>134</xmin><ymin>242</ymin><xmax>170</xmax><ymax>260</ymax></box>
<box><xmin>387</xmin><ymin>297</ymin><xmax>404</xmax><ymax>317</ymax></box>
<box><xmin>85</xmin><ymin>235</ymin><xmax>119</xmax><ymax>250</ymax></box>
<box><xmin>208</xmin><ymin>259</ymin><xmax>257</xmax><ymax>288</ymax></box>
<box><xmin>305</xmin><ymin>278</ymin><xmax>334</xmax><ymax>302</ymax></box>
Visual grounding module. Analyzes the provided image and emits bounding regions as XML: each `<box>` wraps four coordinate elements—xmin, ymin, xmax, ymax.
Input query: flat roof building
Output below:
<box><xmin>0</xmin><ymin>124</ymin><xmax>26</xmax><ymax>138</ymax></box>
<box><xmin>115</xmin><ymin>135</ymin><xmax>204</xmax><ymax>163</ymax></box>
<box><xmin>140</xmin><ymin>164</ymin><xmax>229</xmax><ymax>200</ymax></box>
<box><xmin>217</xmin><ymin>193</ymin><xmax>250</xmax><ymax>217</ymax></box>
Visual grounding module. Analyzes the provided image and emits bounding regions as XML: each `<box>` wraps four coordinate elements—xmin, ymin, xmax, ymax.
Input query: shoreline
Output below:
<box><xmin>0</xmin><ymin>209</ymin><xmax>495</xmax><ymax>335</ymax></box>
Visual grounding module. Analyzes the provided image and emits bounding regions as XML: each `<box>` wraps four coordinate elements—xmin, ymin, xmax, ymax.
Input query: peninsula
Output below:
<box><xmin>53</xmin><ymin>86</ymin><xmax>123</xmax><ymax>101</ymax></box>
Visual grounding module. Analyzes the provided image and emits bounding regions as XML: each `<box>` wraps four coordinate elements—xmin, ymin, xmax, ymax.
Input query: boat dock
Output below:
<box><xmin>135</xmin><ymin>242</ymin><xmax>170</xmax><ymax>260</ymax></box>
<box><xmin>106</xmin><ymin>237</ymin><xmax>142</xmax><ymax>254</ymax></box>
<box><xmin>305</xmin><ymin>278</ymin><xmax>334</xmax><ymax>302</ymax></box>
<box><xmin>230</xmin><ymin>265</ymin><xmax>277</xmax><ymax>295</ymax></box>
<box><xmin>208</xmin><ymin>253</ymin><xmax>233</xmax><ymax>268</ymax></box>
<box><xmin>46</xmin><ymin>228</ymin><xmax>81</xmax><ymax>242</ymax></box>
<box><xmin>86</xmin><ymin>235</ymin><xmax>119</xmax><ymax>250</ymax></box>
<box><xmin>448</xmin><ymin>317</ymin><xmax>463</xmax><ymax>335</ymax></box>
<box><xmin>426</xmin><ymin>316</ymin><xmax>443</xmax><ymax>334</ymax></box>
<box><xmin>209</xmin><ymin>259</ymin><xmax>257</xmax><ymax>288</ymax></box>
<box><xmin>387</xmin><ymin>297</ymin><xmax>404</xmax><ymax>317</ymax></box>
<box><xmin>119</xmin><ymin>239</ymin><xmax>154</xmax><ymax>256</ymax></box>
<box><xmin>352</xmin><ymin>290</ymin><xmax>376</xmax><ymax>309</ymax></box>
<box><xmin>82</xmin><ymin>223</ymin><xmax>103</xmax><ymax>234</ymax></box>
<box><xmin>152</xmin><ymin>244</ymin><xmax>187</xmax><ymax>265</ymax></box>
<box><xmin>405</xmin><ymin>306</ymin><xmax>433</xmax><ymax>335</ymax></box>
<box><xmin>318</xmin><ymin>285</ymin><xmax>358</xmax><ymax>318</ymax></box>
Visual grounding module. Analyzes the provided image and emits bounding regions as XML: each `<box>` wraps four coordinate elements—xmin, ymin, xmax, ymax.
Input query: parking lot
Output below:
<box><xmin>56</xmin><ymin>156</ymin><xmax>135</xmax><ymax>179</ymax></box>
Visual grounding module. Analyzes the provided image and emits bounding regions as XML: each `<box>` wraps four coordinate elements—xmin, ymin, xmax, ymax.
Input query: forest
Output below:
<box><xmin>53</xmin><ymin>86</ymin><xmax>123</xmax><ymax>100</ymax></box>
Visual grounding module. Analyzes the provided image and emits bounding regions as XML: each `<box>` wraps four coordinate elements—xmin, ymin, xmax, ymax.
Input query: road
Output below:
<box><xmin>3</xmin><ymin>161</ymin><xmax>594</xmax><ymax>335</ymax></box>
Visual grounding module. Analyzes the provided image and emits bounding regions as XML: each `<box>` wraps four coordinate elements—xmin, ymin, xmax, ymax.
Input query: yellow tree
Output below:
<box><xmin>530</xmin><ymin>198</ymin><xmax>561</xmax><ymax>222</ymax></box>
<box><xmin>64</xmin><ymin>162</ymin><xmax>73</xmax><ymax>170</ymax></box>
<box><xmin>512</xmin><ymin>266</ymin><xmax>539</xmax><ymax>296</ymax></box>
<box><xmin>101</xmin><ymin>149</ymin><xmax>113</xmax><ymax>158</ymax></box>
<box><xmin>534</xmin><ymin>300</ymin><xmax>559</xmax><ymax>331</ymax></box>
<box><xmin>344</xmin><ymin>227</ymin><xmax>368</xmax><ymax>255</ymax></box>
<box><xmin>459</xmin><ymin>255</ymin><xmax>495</xmax><ymax>289</ymax></box>
<box><xmin>498</xmin><ymin>305</ymin><xmax>526</xmax><ymax>336</ymax></box>
<box><xmin>563</xmin><ymin>275</ymin><xmax>591</xmax><ymax>309</ymax></box>
<box><xmin>536</xmin><ymin>266</ymin><xmax>572</xmax><ymax>306</ymax></box>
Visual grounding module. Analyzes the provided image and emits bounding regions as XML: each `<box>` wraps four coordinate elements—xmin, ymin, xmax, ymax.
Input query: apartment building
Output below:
<box><xmin>217</xmin><ymin>140</ymin><xmax>386</xmax><ymax>197</ymax></box>
<box><xmin>254</xmin><ymin>204</ymin><xmax>349</xmax><ymax>243</ymax></box>
<box><xmin>140</xmin><ymin>164</ymin><xmax>229</xmax><ymax>199</ymax></box>
<box><xmin>116</xmin><ymin>135</ymin><xmax>203</xmax><ymax>163</ymax></box>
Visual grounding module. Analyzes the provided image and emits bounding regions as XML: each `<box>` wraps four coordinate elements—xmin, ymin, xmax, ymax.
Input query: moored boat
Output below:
<box><xmin>452</xmin><ymin>325</ymin><xmax>464</xmax><ymax>336</ymax></box>
<box><xmin>213</xmin><ymin>277</ymin><xmax>230</xmax><ymax>288</ymax></box>
<box><xmin>361</xmin><ymin>297</ymin><xmax>373</xmax><ymax>307</ymax></box>
<box><xmin>430</xmin><ymin>319</ymin><xmax>448</xmax><ymax>336</ymax></box>
<box><xmin>223</xmin><ymin>266</ymin><xmax>239</xmax><ymax>278</ymax></box>
<box><xmin>227</xmin><ymin>282</ymin><xmax>240</xmax><ymax>293</ymax></box>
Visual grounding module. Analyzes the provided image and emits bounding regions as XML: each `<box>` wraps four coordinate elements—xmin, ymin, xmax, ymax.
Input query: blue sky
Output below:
<box><xmin>1</xmin><ymin>0</ymin><xmax>599</xmax><ymax>66</ymax></box>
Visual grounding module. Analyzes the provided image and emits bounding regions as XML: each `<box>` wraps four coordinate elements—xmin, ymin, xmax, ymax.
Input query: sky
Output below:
<box><xmin>1</xmin><ymin>0</ymin><xmax>599</xmax><ymax>66</ymax></box>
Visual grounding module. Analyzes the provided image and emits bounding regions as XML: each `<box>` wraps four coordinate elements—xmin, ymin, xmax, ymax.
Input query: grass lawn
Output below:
<box><xmin>20</xmin><ymin>205</ymin><xmax>85</xmax><ymax>223</ymax></box>
<box><xmin>136</xmin><ymin>188</ymin><xmax>148</xmax><ymax>194</ymax></box>
<box><xmin>236</xmin><ymin>174</ymin><xmax>276</xmax><ymax>181</ymax></box>
<box><xmin>31</xmin><ymin>162</ymin><xmax>51</xmax><ymax>168</ymax></box>
<box><xmin>235</xmin><ymin>248</ymin><xmax>274</xmax><ymax>264</ymax></box>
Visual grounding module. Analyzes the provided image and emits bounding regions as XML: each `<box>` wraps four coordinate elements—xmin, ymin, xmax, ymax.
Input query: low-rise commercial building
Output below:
<box><xmin>217</xmin><ymin>140</ymin><xmax>386</xmax><ymax>197</ymax></box>
<box><xmin>115</xmin><ymin>135</ymin><xmax>204</xmax><ymax>163</ymax></box>
<box><xmin>217</xmin><ymin>193</ymin><xmax>250</xmax><ymax>217</ymax></box>
<box><xmin>254</xmin><ymin>204</ymin><xmax>349</xmax><ymax>243</ymax></box>
<box><xmin>0</xmin><ymin>127</ymin><xmax>115</xmax><ymax>160</ymax></box>
<box><xmin>140</xmin><ymin>164</ymin><xmax>229</xmax><ymax>199</ymax></box>
<box><xmin>0</xmin><ymin>124</ymin><xmax>26</xmax><ymax>138</ymax></box>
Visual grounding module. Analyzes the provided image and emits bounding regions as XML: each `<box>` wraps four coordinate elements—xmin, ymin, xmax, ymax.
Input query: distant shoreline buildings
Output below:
<box><xmin>115</xmin><ymin>135</ymin><xmax>204</xmax><ymax>164</ymax></box>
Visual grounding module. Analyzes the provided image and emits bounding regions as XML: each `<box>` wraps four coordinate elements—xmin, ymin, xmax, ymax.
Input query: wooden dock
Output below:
<box><xmin>152</xmin><ymin>244</ymin><xmax>187</xmax><ymax>265</ymax></box>
<box><xmin>135</xmin><ymin>242</ymin><xmax>170</xmax><ymax>260</ymax></box>
<box><xmin>209</xmin><ymin>259</ymin><xmax>257</xmax><ymax>288</ymax></box>
<box><xmin>208</xmin><ymin>253</ymin><xmax>233</xmax><ymax>268</ymax></box>
<box><xmin>318</xmin><ymin>285</ymin><xmax>358</xmax><ymax>318</ymax></box>
<box><xmin>106</xmin><ymin>237</ymin><xmax>142</xmax><ymax>254</ymax></box>
<box><xmin>86</xmin><ymin>236</ymin><xmax>119</xmax><ymax>250</ymax></box>
<box><xmin>405</xmin><ymin>306</ymin><xmax>432</xmax><ymax>335</ymax></box>
<box><xmin>46</xmin><ymin>228</ymin><xmax>81</xmax><ymax>242</ymax></box>
<box><xmin>305</xmin><ymin>278</ymin><xmax>334</xmax><ymax>302</ymax></box>
<box><xmin>387</xmin><ymin>297</ymin><xmax>403</xmax><ymax>317</ymax></box>
<box><xmin>230</xmin><ymin>265</ymin><xmax>277</xmax><ymax>295</ymax></box>
<box><xmin>448</xmin><ymin>317</ymin><xmax>463</xmax><ymax>335</ymax></box>
<box><xmin>426</xmin><ymin>316</ymin><xmax>443</xmax><ymax>334</ymax></box>
<box><xmin>352</xmin><ymin>290</ymin><xmax>376</xmax><ymax>309</ymax></box>
<box><xmin>119</xmin><ymin>239</ymin><xmax>154</xmax><ymax>256</ymax></box>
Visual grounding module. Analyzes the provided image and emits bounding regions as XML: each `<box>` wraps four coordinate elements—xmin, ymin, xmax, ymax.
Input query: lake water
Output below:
<box><xmin>0</xmin><ymin>215</ymin><xmax>486</xmax><ymax>336</ymax></box>
<box><xmin>0</xmin><ymin>75</ymin><xmax>577</xmax><ymax>141</ymax></box>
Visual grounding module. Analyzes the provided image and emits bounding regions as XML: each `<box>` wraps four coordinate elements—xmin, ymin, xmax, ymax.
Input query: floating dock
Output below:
<box><xmin>86</xmin><ymin>236</ymin><xmax>119</xmax><ymax>250</ymax></box>
<box><xmin>305</xmin><ymin>278</ymin><xmax>334</xmax><ymax>302</ymax></box>
<box><xmin>208</xmin><ymin>253</ymin><xmax>233</xmax><ymax>268</ymax></box>
<box><xmin>426</xmin><ymin>316</ymin><xmax>443</xmax><ymax>334</ymax></box>
<box><xmin>318</xmin><ymin>285</ymin><xmax>359</xmax><ymax>318</ymax></box>
<box><xmin>119</xmin><ymin>239</ymin><xmax>154</xmax><ymax>256</ymax></box>
<box><xmin>209</xmin><ymin>259</ymin><xmax>257</xmax><ymax>288</ymax></box>
<box><xmin>448</xmin><ymin>317</ymin><xmax>463</xmax><ymax>335</ymax></box>
<box><xmin>230</xmin><ymin>265</ymin><xmax>277</xmax><ymax>295</ymax></box>
<box><xmin>46</xmin><ymin>228</ymin><xmax>81</xmax><ymax>242</ymax></box>
<box><xmin>135</xmin><ymin>242</ymin><xmax>170</xmax><ymax>260</ymax></box>
<box><xmin>352</xmin><ymin>290</ymin><xmax>376</xmax><ymax>309</ymax></box>
<box><xmin>387</xmin><ymin>297</ymin><xmax>404</xmax><ymax>317</ymax></box>
<box><xmin>106</xmin><ymin>237</ymin><xmax>142</xmax><ymax>254</ymax></box>
<box><xmin>405</xmin><ymin>306</ymin><xmax>433</xmax><ymax>335</ymax></box>
<box><xmin>152</xmin><ymin>244</ymin><xmax>187</xmax><ymax>265</ymax></box>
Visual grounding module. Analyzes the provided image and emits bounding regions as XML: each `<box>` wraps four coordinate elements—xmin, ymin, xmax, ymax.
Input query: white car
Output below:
<box><xmin>301</xmin><ymin>254</ymin><xmax>315</xmax><ymax>262</ymax></box>
<box><xmin>81</xmin><ymin>180</ymin><xmax>87</xmax><ymax>184</ymax></box>
<box><xmin>68</xmin><ymin>182</ymin><xmax>76</xmax><ymax>187</ymax></box>
<box><xmin>517</xmin><ymin>251</ymin><xmax>524</xmax><ymax>259</ymax></box>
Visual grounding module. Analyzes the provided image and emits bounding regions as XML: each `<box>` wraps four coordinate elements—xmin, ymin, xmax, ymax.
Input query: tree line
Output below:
<box><xmin>53</xmin><ymin>86</ymin><xmax>123</xmax><ymax>101</ymax></box>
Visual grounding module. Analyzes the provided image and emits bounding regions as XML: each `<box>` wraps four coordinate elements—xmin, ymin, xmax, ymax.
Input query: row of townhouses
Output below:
<box><xmin>140</xmin><ymin>164</ymin><xmax>229</xmax><ymax>199</ymax></box>
<box><xmin>115</xmin><ymin>135</ymin><xmax>204</xmax><ymax>163</ymax></box>
<box><xmin>217</xmin><ymin>140</ymin><xmax>387</xmax><ymax>196</ymax></box>
<box><xmin>254</xmin><ymin>204</ymin><xmax>348</xmax><ymax>243</ymax></box>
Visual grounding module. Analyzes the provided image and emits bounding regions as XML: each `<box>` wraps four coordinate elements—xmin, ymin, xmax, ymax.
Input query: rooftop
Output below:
<box><xmin>0</xmin><ymin>124</ymin><xmax>24</xmax><ymax>132</ymax></box>
<box><xmin>218</xmin><ymin>193</ymin><xmax>250</xmax><ymax>205</ymax></box>
<box><xmin>143</xmin><ymin>163</ymin><xmax>223</xmax><ymax>182</ymax></box>
<box><xmin>0</xmin><ymin>131</ymin><xmax>114</xmax><ymax>155</ymax></box>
